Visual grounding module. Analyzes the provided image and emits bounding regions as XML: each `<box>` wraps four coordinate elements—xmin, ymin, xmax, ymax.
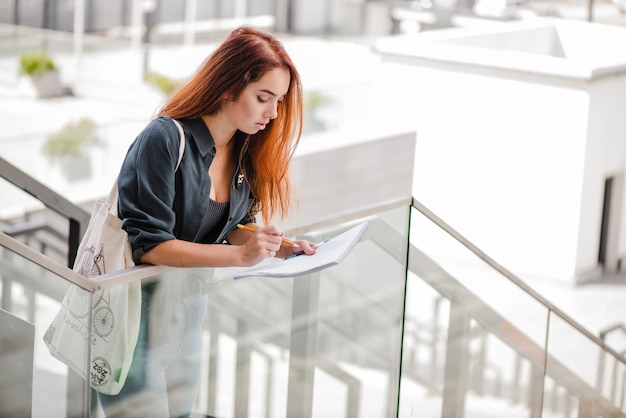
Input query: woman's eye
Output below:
<box><xmin>257</xmin><ymin>96</ymin><xmax>269</xmax><ymax>104</ymax></box>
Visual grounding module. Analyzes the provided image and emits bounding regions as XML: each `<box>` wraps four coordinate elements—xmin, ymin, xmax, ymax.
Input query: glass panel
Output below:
<box><xmin>542</xmin><ymin>375</ymin><xmax>579</xmax><ymax>418</ymax></box>
<box><xmin>399</xmin><ymin>275</ymin><xmax>448</xmax><ymax>417</ymax></box>
<box><xmin>0</xmin><ymin>241</ymin><xmax>91</xmax><ymax>417</ymax></box>
<box><xmin>310</xmin><ymin>207</ymin><xmax>409</xmax><ymax>418</ymax></box>
<box><xmin>88</xmin><ymin>206</ymin><xmax>410</xmax><ymax>418</ymax></box>
<box><xmin>10</xmin><ymin>196</ymin><xmax>626</xmax><ymax>417</ymax></box>
<box><xmin>90</xmin><ymin>268</ymin><xmax>221</xmax><ymax>418</ymax></box>
<box><xmin>546</xmin><ymin>312</ymin><xmax>626</xmax><ymax>416</ymax></box>
<box><xmin>401</xmin><ymin>206</ymin><xmax>550</xmax><ymax>417</ymax></box>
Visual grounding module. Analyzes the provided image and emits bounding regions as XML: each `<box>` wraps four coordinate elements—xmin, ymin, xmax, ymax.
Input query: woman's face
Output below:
<box><xmin>224</xmin><ymin>67</ymin><xmax>291</xmax><ymax>135</ymax></box>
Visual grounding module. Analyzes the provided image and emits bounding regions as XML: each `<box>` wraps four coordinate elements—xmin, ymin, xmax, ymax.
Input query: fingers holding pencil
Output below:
<box><xmin>237</xmin><ymin>224</ymin><xmax>318</xmax><ymax>261</ymax></box>
<box><xmin>233</xmin><ymin>224</ymin><xmax>282</xmax><ymax>265</ymax></box>
<box><xmin>237</xmin><ymin>224</ymin><xmax>296</xmax><ymax>247</ymax></box>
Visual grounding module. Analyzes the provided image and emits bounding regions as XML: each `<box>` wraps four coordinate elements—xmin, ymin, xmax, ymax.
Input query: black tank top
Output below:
<box><xmin>195</xmin><ymin>198</ymin><xmax>229</xmax><ymax>243</ymax></box>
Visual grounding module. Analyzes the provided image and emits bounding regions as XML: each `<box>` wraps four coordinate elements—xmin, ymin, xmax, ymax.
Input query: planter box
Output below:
<box><xmin>22</xmin><ymin>70</ymin><xmax>65</xmax><ymax>98</ymax></box>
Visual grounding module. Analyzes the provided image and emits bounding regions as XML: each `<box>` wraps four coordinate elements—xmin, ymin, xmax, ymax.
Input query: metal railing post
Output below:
<box><xmin>441</xmin><ymin>300</ymin><xmax>471</xmax><ymax>418</ymax></box>
<box><xmin>286</xmin><ymin>272</ymin><xmax>321</xmax><ymax>418</ymax></box>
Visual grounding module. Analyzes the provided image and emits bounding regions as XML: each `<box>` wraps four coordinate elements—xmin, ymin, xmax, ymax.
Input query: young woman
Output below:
<box><xmin>98</xmin><ymin>26</ymin><xmax>314</xmax><ymax>417</ymax></box>
<box><xmin>119</xmin><ymin>26</ymin><xmax>315</xmax><ymax>268</ymax></box>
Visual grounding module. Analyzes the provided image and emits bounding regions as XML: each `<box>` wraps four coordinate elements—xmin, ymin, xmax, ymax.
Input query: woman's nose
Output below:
<box><xmin>266</xmin><ymin>104</ymin><xmax>278</xmax><ymax>119</ymax></box>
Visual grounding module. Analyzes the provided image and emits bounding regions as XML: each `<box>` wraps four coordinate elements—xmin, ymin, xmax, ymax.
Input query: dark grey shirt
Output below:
<box><xmin>117</xmin><ymin>116</ymin><xmax>255</xmax><ymax>264</ymax></box>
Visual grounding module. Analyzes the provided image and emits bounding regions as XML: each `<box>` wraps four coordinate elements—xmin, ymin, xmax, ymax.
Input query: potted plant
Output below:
<box><xmin>42</xmin><ymin>118</ymin><xmax>104</xmax><ymax>181</ymax></box>
<box><xmin>18</xmin><ymin>49</ymin><xmax>64</xmax><ymax>98</ymax></box>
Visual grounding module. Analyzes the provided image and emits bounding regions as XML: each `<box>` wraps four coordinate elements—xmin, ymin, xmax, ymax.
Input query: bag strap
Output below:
<box><xmin>107</xmin><ymin>118</ymin><xmax>186</xmax><ymax>211</ymax></box>
<box><xmin>172</xmin><ymin>118</ymin><xmax>186</xmax><ymax>171</ymax></box>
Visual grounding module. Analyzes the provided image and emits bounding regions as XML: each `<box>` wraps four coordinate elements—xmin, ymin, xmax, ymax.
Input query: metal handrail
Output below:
<box><xmin>0</xmin><ymin>230</ymin><xmax>94</xmax><ymax>291</ymax></box>
<box><xmin>0</xmin><ymin>228</ymin><xmax>175</xmax><ymax>293</ymax></box>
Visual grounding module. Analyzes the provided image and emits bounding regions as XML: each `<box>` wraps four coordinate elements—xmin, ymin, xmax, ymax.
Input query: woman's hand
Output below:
<box><xmin>227</xmin><ymin>223</ymin><xmax>316</xmax><ymax>266</ymax></box>
<box><xmin>237</xmin><ymin>224</ymin><xmax>287</xmax><ymax>266</ymax></box>
<box><xmin>277</xmin><ymin>239</ymin><xmax>316</xmax><ymax>260</ymax></box>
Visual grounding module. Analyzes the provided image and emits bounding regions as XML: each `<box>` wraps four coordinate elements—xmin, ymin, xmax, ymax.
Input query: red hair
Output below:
<box><xmin>158</xmin><ymin>27</ymin><xmax>303</xmax><ymax>224</ymax></box>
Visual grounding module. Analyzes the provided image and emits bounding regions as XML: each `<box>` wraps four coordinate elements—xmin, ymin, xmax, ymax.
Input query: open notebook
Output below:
<box><xmin>233</xmin><ymin>221</ymin><xmax>369</xmax><ymax>279</ymax></box>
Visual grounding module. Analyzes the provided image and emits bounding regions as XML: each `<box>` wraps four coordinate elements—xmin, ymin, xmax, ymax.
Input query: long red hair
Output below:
<box><xmin>158</xmin><ymin>26</ymin><xmax>303</xmax><ymax>224</ymax></box>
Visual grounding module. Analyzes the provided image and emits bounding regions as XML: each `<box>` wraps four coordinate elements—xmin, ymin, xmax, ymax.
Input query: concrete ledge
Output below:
<box><xmin>375</xmin><ymin>17</ymin><xmax>626</xmax><ymax>81</ymax></box>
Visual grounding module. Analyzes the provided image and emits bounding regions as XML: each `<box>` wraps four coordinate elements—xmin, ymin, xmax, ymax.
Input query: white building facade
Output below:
<box><xmin>376</xmin><ymin>18</ymin><xmax>626</xmax><ymax>284</ymax></box>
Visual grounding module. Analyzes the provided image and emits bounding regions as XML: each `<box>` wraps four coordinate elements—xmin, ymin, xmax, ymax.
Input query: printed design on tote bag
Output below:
<box><xmin>67</xmin><ymin>245</ymin><xmax>105</xmax><ymax>318</ymax></box>
<box><xmin>76</xmin><ymin>243</ymin><xmax>105</xmax><ymax>278</ymax></box>
<box><xmin>42</xmin><ymin>323</ymin><xmax>55</xmax><ymax>346</ymax></box>
<box><xmin>64</xmin><ymin>289</ymin><xmax>115</xmax><ymax>340</ymax></box>
<box><xmin>65</xmin><ymin>243</ymin><xmax>116</xmax><ymax>340</ymax></box>
<box><xmin>60</xmin><ymin>242</ymin><xmax>118</xmax><ymax>389</ymax></box>
<box><xmin>93</xmin><ymin>305</ymin><xmax>114</xmax><ymax>337</ymax></box>
<box><xmin>91</xmin><ymin>356</ymin><xmax>113</xmax><ymax>388</ymax></box>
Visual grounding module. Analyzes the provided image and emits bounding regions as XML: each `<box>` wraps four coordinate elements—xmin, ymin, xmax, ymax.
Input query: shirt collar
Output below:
<box><xmin>183</xmin><ymin>118</ymin><xmax>248</xmax><ymax>158</ymax></box>
<box><xmin>184</xmin><ymin>118</ymin><xmax>215</xmax><ymax>157</ymax></box>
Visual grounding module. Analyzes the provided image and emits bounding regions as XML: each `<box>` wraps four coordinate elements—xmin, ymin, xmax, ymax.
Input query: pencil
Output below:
<box><xmin>237</xmin><ymin>224</ymin><xmax>296</xmax><ymax>247</ymax></box>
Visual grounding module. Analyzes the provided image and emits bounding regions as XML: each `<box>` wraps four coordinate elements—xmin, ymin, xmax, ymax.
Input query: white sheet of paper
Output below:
<box><xmin>233</xmin><ymin>221</ymin><xmax>369</xmax><ymax>279</ymax></box>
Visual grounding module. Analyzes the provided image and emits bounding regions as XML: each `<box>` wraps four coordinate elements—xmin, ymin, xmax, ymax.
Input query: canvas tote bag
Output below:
<box><xmin>43</xmin><ymin>119</ymin><xmax>186</xmax><ymax>395</ymax></box>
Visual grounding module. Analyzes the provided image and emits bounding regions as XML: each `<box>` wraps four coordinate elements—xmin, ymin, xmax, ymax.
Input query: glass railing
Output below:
<box><xmin>0</xmin><ymin>197</ymin><xmax>411</xmax><ymax>417</ymax></box>
<box><xmin>0</xmin><ymin>232</ymin><xmax>95</xmax><ymax>417</ymax></box>
<box><xmin>113</xmin><ymin>202</ymin><xmax>409</xmax><ymax>418</ymax></box>
<box><xmin>2</xmin><ymin>196</ymin><xmax>626</xmax><ymax>417</ymax></box>
<box><xmin>404</xmin><ymin>199</ymin><xmax>626</xmax><ymax>418</ymax></box>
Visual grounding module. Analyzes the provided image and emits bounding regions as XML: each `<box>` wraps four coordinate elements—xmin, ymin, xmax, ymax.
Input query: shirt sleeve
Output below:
<box><xmin>117</xmin><ymin>117</ymin><xmax>182</xmax><ymax>264</ymax></box>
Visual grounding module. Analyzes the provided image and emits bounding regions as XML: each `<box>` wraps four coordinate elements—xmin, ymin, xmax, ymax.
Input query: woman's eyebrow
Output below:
<box><xmin>259</xmin><ymin>89</ymin><xmax>279</xmax><ymax>97</ymax></box>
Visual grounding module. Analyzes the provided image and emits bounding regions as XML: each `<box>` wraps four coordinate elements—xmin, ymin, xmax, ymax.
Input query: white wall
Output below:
<box><xmin>577</xmin><ymin>77</ymin><xmax>626</xmax><ymax>277</ymax></box>
<box><xmin>284</xmin><ymin>129</ymin><xmax>416</xmax><ymax>228</ymax></box>
<box><xmin>389</xmin><ymin>62</ymin><xmax>588</xmax><ymax>281</ymax></box>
